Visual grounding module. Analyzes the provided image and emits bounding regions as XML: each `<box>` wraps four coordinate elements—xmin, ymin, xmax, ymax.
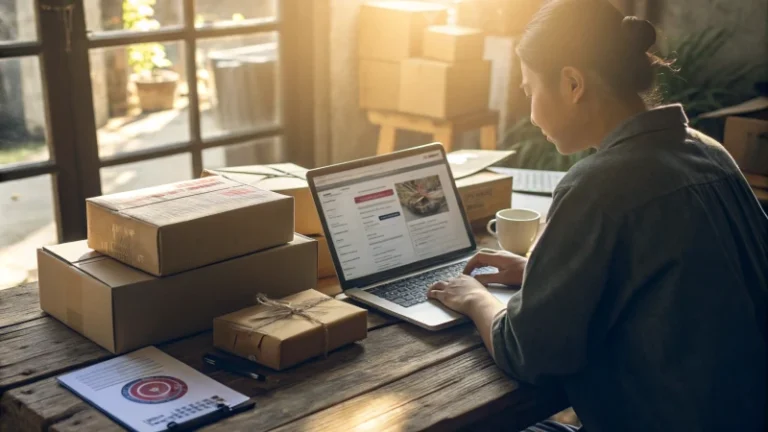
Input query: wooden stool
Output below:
<box><xmin>368</xmin><ymin>110</ymin><xmax>500</xmax><ymax>155</ymax></box>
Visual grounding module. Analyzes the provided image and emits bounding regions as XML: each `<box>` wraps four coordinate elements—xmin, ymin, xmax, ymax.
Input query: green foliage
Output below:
<box><xmin>123</xmin><ymin>0</ymin><xmax>172</xmax><ymax>77</ymax></box>
<box><xmin>0</xmin><ymin>140</ymin><xmax>46</xmax><ymax>165</ymax></box>
<box><xmin>499</xmin><ymin>118</ymin><xmax>593</xmax><ymax>172</ymax></box>
<box><xmin>657</xmin><ymin>29</ymin><xmax>765</xmax><ymax>125</ymax></box>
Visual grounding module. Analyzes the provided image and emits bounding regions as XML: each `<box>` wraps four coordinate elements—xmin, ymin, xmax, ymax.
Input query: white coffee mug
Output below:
<box><xmin>486</xmin><ymin>208</ymin><xmax>541</xmax><ymax>255</ymax></box>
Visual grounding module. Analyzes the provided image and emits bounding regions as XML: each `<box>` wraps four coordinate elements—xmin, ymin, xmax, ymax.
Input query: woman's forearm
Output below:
<box><xmin>468</xmin><ymin>295</ymin><xmax>507</xmax><ymax>360</ymax></box>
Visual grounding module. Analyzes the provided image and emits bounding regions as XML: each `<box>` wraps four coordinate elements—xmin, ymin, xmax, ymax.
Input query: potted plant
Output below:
<box><xmin>124</xmin><ymin>0</ymin><xmax>179</xmax><ymax>111</ymax></box>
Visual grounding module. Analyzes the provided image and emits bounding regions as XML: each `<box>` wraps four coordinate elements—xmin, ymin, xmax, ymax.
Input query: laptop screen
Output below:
<box><xmin>313</xmin><ymin>149</ymin><xmax>473</xmax><ymax>282</ymax></box>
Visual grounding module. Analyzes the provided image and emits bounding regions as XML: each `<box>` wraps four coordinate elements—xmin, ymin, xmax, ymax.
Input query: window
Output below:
<box><xmin>0</xmin><ymin>0</ymin><xmax>314</xmax><ymax>289</ymax></box>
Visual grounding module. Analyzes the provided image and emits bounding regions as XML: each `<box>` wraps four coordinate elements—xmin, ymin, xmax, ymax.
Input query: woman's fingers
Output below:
<box><xmin>429</xmin><ymin>280</ymin><xmax>448</xmax><ymax>291</ymax></box>
<box><xmin>464</xmin><ymin>252</ymin><xmax>495</xmax><ymax>274</ymax></box>
<box><xmin>426</xmin><ymin>289</ymin><xmax>444</xmax><ymax>300</ymax></box>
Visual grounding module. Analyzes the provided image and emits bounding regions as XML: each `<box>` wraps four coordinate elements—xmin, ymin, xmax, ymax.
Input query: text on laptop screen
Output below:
<box><xmin>314</xmin><ymin>150</ymin><xmax>473</xmax><ymax>281</ymax></box>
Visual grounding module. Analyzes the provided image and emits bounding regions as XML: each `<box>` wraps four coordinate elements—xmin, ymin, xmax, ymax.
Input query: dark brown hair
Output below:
<box><xmin>517</xmin><ymin>0</ymin><xmax>669</xmax><ymax>96</ymax></box>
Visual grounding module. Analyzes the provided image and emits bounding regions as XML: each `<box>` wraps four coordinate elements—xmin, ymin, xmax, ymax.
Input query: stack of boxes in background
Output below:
<box><xmin>358</xmin><ymin>1</ymin><xmax>491</xmax><ymax>119</ymax></box>
<box><xmin>37</xmin><ymin>177</ymin><xmax>318</xmax><ymax>354</ymax></box>
<box><xmin>358</xmin><ymin>1</ymin><xmax>509</xmax><ymax>226</ymax></box>
<box><xmin>455</xmin><ymin>0</ymin><xmax>542</xmax><ymax>36</ymax></box>
<box><xmin>699</xmin><ymin>97</ymin><xmax>768</xmax><ymax>204</ymax></box>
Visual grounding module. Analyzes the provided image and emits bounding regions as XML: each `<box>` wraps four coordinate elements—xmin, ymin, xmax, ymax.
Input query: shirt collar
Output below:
<box><xmin>599</xmin><ymin>104</ymin><xmax>689</xmax><ymax>151</ymax></box>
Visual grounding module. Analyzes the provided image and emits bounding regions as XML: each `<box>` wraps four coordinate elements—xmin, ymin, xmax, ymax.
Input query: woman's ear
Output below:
<box><xmin>560</xmin><ymin>66</ymin><xmax>586</xmax><ymax>104</ymax></box>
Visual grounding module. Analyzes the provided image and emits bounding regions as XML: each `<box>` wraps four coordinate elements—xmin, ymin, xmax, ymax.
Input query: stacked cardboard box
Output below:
<box><xmin>448</xmin><ymin>149</ymin><xmax>514</xmax><ymax>226</ymax></box>
<box><xmin>202</xmin><ymin>164</ymin><xmax>337</xmax><ymax>278</ymax></box>
<box><xmin>455</xmin><ymin>0</ymin><xmax>542</xmax><ymax>36</ymax></box>
<box><xmin>358</xmin><ymin>2</ymin><xmax>490</xmax><ymax>119</ymax></box>
<box><xmin>202</xmin><ymin>164</ymin><xmax>322</xmax><ymax>236</ymax></box>
<box><xmin>38</xmin><ymin>177</ymin><xmax>318</xmax><ymax>354</ymax></box>
<box><xmin>700</xmin><ymin>97</ymin><xmax>768</xmax><ymax>203</ymax></box>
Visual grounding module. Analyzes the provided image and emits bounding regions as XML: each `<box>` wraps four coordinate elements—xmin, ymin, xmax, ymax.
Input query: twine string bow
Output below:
<box><xmin>234</xmin><ymin>293</ymin><xmax>332</xmax><ymax>358</ymax></box>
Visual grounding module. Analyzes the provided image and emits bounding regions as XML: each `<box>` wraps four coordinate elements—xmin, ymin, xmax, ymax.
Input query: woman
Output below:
<box><xmin>427</xmin><ymin>1</ymin><xmax>767</xmax><ymax>431</ymax></box>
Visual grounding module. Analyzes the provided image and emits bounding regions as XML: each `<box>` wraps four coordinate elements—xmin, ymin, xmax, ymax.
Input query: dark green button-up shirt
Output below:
<box><xmin>492</xmin><ymin>105</ymin><xmax>767</xmax><ymax>432</ymax></box>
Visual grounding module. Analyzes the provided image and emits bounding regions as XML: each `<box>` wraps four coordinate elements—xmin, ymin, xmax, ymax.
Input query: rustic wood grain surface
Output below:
<box><xmin>1</xmin><ymin>222</ymin><xmax>567</xmax><ymax>432</ymax></box>
<box><xmin>0</xmin><ymin>316</ymin><xmax>112</xmax><ymax>394</ymax></box>
<box><xmin>0</xmin><ymin>283</ymin><xmax>46</xmax><ymax>329</ymax></box>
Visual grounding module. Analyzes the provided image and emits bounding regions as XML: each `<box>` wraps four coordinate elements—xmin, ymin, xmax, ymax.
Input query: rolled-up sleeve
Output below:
<box><xmin>492</xmin><ymin>185</ymin><xmax>619</xmax><ymax>383</ymax></box>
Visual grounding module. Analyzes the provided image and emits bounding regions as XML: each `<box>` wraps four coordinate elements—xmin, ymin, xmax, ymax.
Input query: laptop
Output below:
<box><xmin>307</xmin><ymin>143</ymin><xmax>515</xmax><ymax>330</ymax></box>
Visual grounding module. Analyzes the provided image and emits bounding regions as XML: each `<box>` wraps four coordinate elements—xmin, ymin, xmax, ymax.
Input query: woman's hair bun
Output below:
<box><xmin>621</xmin><ymin>16</ymin><xmax>656</xmax><ymax>53</ymax></box>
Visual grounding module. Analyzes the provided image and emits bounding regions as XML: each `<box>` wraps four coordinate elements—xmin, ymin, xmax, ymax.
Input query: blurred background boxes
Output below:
<box><xmin>358</xmin><ymin>1</ymin><xmax>448</xmax><ymax>62</ymax></box>
<box><xmin>724</xmin><ymin>116</ymin><xmax>768</xmax><ymax>176</ymax></box>
<box><xmin>456</xmin><ymin>170</ymin><xmax>513</xmax><ymax>227</ymax></box>
<box><xmin>358</xmin><ymin>1</ymin><xmax>491</xmax><ymax>122</ymax></box>
<box><xmin>359</xmin><ymin>59</ymin><xmax>401</xmax><ymax>111</ymax></box>
<box><xmin>456</xmin><ymin>0</ymin><xmax>542</xmax><ymax>36</ymax></box>
<box><xmin>700</xmin><ymin>96</ymin><xmax>768</xmax><ymax>176</ymax></box>
<box><xmin>422</xmin><ymin>25</ymin><xmax>485</xmax><ymax>62</ymax></box>
<box><xmin>399</xmin><ymin>58</ymin><xmax>491</xmax><ymax>118</ymax></box>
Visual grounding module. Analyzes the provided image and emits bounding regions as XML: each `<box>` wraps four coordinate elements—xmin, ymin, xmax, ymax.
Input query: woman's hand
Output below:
<box><xmin>464</xmin><ymin>250</ymin><xmax>528</xmax><ymax>286</ymax></box>
<box><xmin>427</xmin><ymin>274</ymin><xmax>502</xmax><ymax>317</ymax></box>
<box><xmin>428</xmin><ymin>275</ymin><xmax>506</xmax><ymax>360</ymax></box>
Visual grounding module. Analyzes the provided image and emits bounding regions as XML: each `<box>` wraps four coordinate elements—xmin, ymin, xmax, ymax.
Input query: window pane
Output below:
<box><xmin>85</xmin><ymin>0</ymin><xmax>183</xmax><ymax>34</ymax></box>
<box><xmin>202</xmin><ymin>137</ymin><xmax>284</xmax><ymax>169</ymax></box>
<box><xmin>0</xmin><ymin>175</ymin><xmax>56</xmax><ymax>290</ymax></box>
<box><xmin>100</xmin><ymin>153</ymin><xmax>193</xmax><ymax>195</ymax></box>
<box><xmin>90</xmin><ymin>42</ymin><xmax>190</xmax><ymax>159</ymax></box>
<box><xmin>0</xmin><ymin>0</ymin><xmax>37</xmax><ymax>42</ymax></box>
<box><xmin>194</xmin><ymin>0</ymin><xmax>276</xmax><ymax>28</ymax></box>
<box><xmin>198</xmin><ymin>33</ymin><xmax>279</xmax><ymax>140</ymax></box>
<box><xmin>0</xmin><ymin>56</ymin><xmax>49</xmax><ymax>168</ymax></box>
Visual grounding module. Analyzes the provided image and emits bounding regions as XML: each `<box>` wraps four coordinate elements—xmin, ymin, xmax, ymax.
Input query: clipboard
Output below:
<box><xmin>58</xmin><ymin>347</ymin><xmax>254</xmax><ymax>432</ymax></box>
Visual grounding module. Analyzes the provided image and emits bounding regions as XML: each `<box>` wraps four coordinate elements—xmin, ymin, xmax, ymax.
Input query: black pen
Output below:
<box><xmin>203</xmin><ymin>353</ymin><xmax>266</xmax><ymax>381</ymax></box>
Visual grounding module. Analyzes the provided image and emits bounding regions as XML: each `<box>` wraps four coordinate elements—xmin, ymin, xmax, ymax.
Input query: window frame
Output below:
<box><xmin>0</xmin><ymin>0</ymin><xmax>315</xmax><ymax>242</ymax></box>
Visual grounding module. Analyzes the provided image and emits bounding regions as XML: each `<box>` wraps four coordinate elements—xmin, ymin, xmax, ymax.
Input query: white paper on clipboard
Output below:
<box><xmin>58</xmin><ymin>346</ymin><xmax>249</xmax><ymax>432</ymax></box>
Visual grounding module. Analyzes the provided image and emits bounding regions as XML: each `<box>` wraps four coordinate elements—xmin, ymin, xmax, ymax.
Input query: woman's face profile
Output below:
<box><xmin>520</xmin><ymin>61</ymin><xmax>588</xmax><ymax>155</ymax></box>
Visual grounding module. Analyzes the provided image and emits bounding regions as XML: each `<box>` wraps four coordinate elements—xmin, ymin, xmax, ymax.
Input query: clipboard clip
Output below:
<box><xmin>166</xmin><ymin>401</ymin><xmax>255</xmax><ymax>431</ymax></box>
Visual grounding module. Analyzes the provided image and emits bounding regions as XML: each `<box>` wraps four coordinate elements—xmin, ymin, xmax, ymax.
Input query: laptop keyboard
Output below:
<box><xmin>367</xmin><ymin>261</ymin><xmax>497</xmax><ymax>308</ymax></box>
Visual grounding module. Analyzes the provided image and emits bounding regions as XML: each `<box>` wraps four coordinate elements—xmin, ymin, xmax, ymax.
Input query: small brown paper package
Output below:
<box><xmin>213</xmin><ymin>290</ymin><xmax>368</xmax><ymax>370</ymax></box>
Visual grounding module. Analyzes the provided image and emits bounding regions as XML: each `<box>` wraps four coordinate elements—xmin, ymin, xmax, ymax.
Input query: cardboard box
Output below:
<box><xmin>699</xmin><ymin>97</ymin><xmax>768</xmax><ymax>176</ymax></box>
<box><xmin>38</xmin><ymin>235</ymin><xmax>317</xmax><ymax>354</ymax></box>
<box><xmin>745</xmin><ymin>173</ymin><xmax>768</xmax><ymax>190</ymax></box>
<box><xmin>87</xmin><ymin>176</ymin><xmax>294</xmax><ymax>276</ymax></box>
<box><xmin>399</xmin><ymin>58</ymin><xmax>491</xmax><ymax>119</ymax></box>
<box><xmin>202</xmin><ymin>163</ymin><xmax>323</xmax><ymax>235</ymax></box>
<box><xmin>214</xmin><ymin>289</ymin><xmax>367</xmax><ymax>370</ymax></box>
<box><xmin>359</xmin><ymin>59</ymin><xmax>401</xmax><ymax>111</ymax></box>
<box><xmin>423</xmin><ymin>25</ymin><xmax>485</xmax><ymax>62</ymax></box>
<box><xmin>723</xmin><ymin>117</ymin><xmax>768</xmax><ymax>176</ymax></box>
<box><xmin>456</xmin><ymin>0</ymin><xmax>541</xmax><ymax>36</ymax></box>
<box><xmin>311</xmin><ymin>235</ymin><xmax>336</xmax><ymax>278</ymax></box>
<box><xmin>456</xmin><ymin>171</ymin><xmax>513</xmax><ymax>226</ymax></box>
<box><xmin>359</xmin><ymin>1</ymin><xmax>447</xmax><ymax>62</ymax></box>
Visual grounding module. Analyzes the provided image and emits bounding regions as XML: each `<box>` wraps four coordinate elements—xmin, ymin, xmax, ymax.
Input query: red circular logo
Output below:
<box><xmin>121</xmin><ymin>376</ymin><xmax>188</xmax><ymax>404</ymax></box>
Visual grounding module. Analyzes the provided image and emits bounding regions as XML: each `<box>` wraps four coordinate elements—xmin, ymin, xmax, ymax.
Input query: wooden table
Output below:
<box><xmin>0</xmin><ymin>217</ymin><xmax>565</xmax><ymax>432</ymax></box>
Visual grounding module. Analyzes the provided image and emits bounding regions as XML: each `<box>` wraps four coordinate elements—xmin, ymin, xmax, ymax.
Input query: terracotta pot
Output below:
<box><xmin>135</xmin><ymin>71</ymin><xmax>179</xmax><ymax>112</ymax></box>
